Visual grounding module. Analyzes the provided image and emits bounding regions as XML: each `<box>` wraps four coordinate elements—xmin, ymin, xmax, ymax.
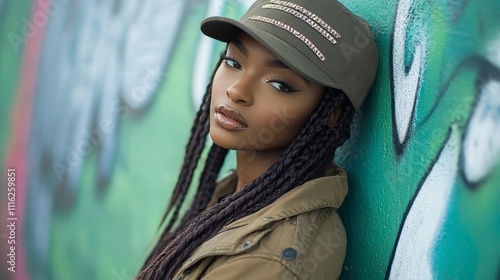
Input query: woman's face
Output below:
<box><xmin>209</xmin><ymin>33</ymin><xmax>325</xmax><ymax>156</ymax></box>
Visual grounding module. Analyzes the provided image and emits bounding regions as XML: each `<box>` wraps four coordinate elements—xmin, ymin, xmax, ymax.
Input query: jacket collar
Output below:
<box><xmin>218</xmin><ymin>164</ymin><xmax>348</xmax><ymax>229</ymax></box>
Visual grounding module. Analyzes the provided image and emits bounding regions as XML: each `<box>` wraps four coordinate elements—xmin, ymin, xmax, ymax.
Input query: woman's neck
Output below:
<box><xmin>235</xmin><ymin>149</ymin><xmax>284</xmax><ymax>192</ymax></box>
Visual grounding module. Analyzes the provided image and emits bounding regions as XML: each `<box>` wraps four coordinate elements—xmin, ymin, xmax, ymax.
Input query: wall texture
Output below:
<box><xmin>0</xmin><ymin>0</ymin><xmax>498</xmax><ymax>279</ymax></box>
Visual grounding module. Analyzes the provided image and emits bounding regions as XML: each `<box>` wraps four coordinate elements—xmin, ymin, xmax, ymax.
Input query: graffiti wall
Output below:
<box><xmin>0</xmin><ymin>0</ymin><xmax>498</xmax><ymax>279</ymax></box>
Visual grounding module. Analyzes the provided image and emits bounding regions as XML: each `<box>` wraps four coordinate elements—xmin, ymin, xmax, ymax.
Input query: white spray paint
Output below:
<box><xmin>192</xmin><ymin>0</ymin><xmax>227</xmax><ymax>109</ymax></box>
<box><xmin>463</xmin><ymin>35</ymin><xmax>500</xmax><ymax>183</ymax></box>
<box><xmin>392</xmin><ymin>0</ymin><xmax>427</xmax><ymax>144</ymax></box>
<box><xmin>389</xmin><ymin>125</ymin><xmax>460</xmax><ymax>279</ymax></box>
<box><xmin>192</xmin><ymin>0</ymin><xmax>254</xmax><ymax>109</ymax></box>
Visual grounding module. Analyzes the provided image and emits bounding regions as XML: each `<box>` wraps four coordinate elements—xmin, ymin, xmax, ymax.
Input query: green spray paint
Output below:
<box><xmin>338</xmin><ymin>0</ymin><xmax>500</xmax><ymax>279</ymax></box>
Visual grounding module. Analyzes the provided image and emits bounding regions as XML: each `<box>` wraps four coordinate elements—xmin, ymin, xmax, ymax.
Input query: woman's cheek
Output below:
<box><xmin>270</xmin><ymin>102</ymin><xmax>307</xmax><ymax>130</ymax></box>
<box><xmin>212</xmin><ymin>67</ymin><xmax>232</xmax><ymax>97</ymax></box>
<box><xmin>260</xmin><ymin>105</ymin><xmax>307</xmax><ymax>144</ymax></box>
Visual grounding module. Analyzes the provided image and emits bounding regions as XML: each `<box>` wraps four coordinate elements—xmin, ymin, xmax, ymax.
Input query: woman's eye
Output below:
<box><xmin>268</xmin><ymin>80</ymin><xmax>297</xmax><ymax>93</ymax></box>
<box><xmin>223</xmin><ymin>56</ymin><xmax>241</xmax><ymax>69</ymax></box>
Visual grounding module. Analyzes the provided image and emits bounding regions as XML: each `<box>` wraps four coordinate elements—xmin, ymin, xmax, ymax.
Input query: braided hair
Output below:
<box><xmin>137</xmin><ymin>54</ymin><xmax>355</xmax><ymax>279</ymax></box>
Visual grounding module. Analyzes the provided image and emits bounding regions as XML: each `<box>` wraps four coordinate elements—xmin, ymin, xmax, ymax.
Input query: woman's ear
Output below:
<box><xmin>326</xmin><ymin>107</ymin><xmax>342</xmax><ymax>129</ymax></box>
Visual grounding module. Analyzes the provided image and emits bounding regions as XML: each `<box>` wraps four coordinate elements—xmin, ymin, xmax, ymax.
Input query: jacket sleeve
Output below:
<box><xmin>201</xmin><ymin>256</ymin><xmax>296</xmax><ymax>280</ymax></box>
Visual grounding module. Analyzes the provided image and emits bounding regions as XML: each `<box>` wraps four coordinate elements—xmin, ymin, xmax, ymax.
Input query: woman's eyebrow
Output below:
<box><xmin>230</xmin><ymin>37</ymin><xmax>248</xmax><ymax>56</ymax></box>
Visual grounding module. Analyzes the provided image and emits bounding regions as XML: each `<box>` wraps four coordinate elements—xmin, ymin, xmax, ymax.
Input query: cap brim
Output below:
<box><xmin>200</xmin><ymin>16</ymin><xmax>342</xmax><ymax>91</ymax></box>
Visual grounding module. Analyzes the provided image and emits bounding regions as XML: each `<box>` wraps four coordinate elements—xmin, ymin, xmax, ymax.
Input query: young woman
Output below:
<box><xmin>137</xmin><ymin>0</ymin><xmax>378</xmax><ymax>279</ymax></box>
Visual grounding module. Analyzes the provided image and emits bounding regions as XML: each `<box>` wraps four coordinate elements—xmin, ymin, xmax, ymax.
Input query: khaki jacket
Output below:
<box><xmin>173</xmin><ymin>165</ymin><xmax>348</xmax><ymax>280</ymax></box>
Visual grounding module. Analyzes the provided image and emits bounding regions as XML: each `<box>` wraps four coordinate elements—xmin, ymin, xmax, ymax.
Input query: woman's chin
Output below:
<box><xmin>209</xmin><ymin>130</ymin><xmax>240</xmax><ymax>150</ymax></box>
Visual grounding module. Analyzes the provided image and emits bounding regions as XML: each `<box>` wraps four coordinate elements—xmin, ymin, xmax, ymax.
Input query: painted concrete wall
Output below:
<box><xmin>0</xmin><ymin>0</ymin><xmax>498</xmax><ymax>279</ymax></box>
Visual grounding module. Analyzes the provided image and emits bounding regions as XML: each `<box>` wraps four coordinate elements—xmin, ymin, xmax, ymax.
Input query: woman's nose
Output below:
<box><xmin>226</xmin><ymin>75</ymin><xmax>254</xmax><ymax>106</ymax></box>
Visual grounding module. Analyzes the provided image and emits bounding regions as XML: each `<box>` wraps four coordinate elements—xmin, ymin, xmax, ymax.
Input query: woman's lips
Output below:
<box><xmin>214</xmin><ymin>104</ymin><xmax>248</xmax><ymax>131</ymax></box>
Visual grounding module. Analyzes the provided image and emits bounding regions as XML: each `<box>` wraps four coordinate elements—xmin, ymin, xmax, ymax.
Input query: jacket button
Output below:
<box><xmin>241</xmin><ymin>240</ymin><xmax>252</xmax><ymax>250</ymax></box>
<box><xmin>282</xmin><ymin>247</ymin><xmax>297</xmax><ymax>260</ymax></box>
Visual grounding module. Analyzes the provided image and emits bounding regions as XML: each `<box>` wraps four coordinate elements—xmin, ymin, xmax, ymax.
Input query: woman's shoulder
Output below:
<box><xmin>255</xmin><ymin>207</ymin><xmax>346</xmax><ymax>279</ymax></box>
<box><xmin>199</xmin><ymin>207</ymin><xmax>346</xmax><ymax>280</ymax></box>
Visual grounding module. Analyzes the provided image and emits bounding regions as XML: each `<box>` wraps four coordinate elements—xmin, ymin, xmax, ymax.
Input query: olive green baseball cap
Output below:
<box><xmin>200</xmin><ymin>0</ymin><xmax>379</xmax><ymax>110</ymax></box>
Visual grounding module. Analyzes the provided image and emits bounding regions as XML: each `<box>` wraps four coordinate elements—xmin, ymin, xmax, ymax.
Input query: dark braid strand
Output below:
<box><xmin>139</xmin><ymin>58</ymin><xmax>224</xmax><ymax>270</ymax></box>
<box><xmin>179</xmin><ymin>144</ymin><xmax>228</xmax><ymax>226</ymax></box>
